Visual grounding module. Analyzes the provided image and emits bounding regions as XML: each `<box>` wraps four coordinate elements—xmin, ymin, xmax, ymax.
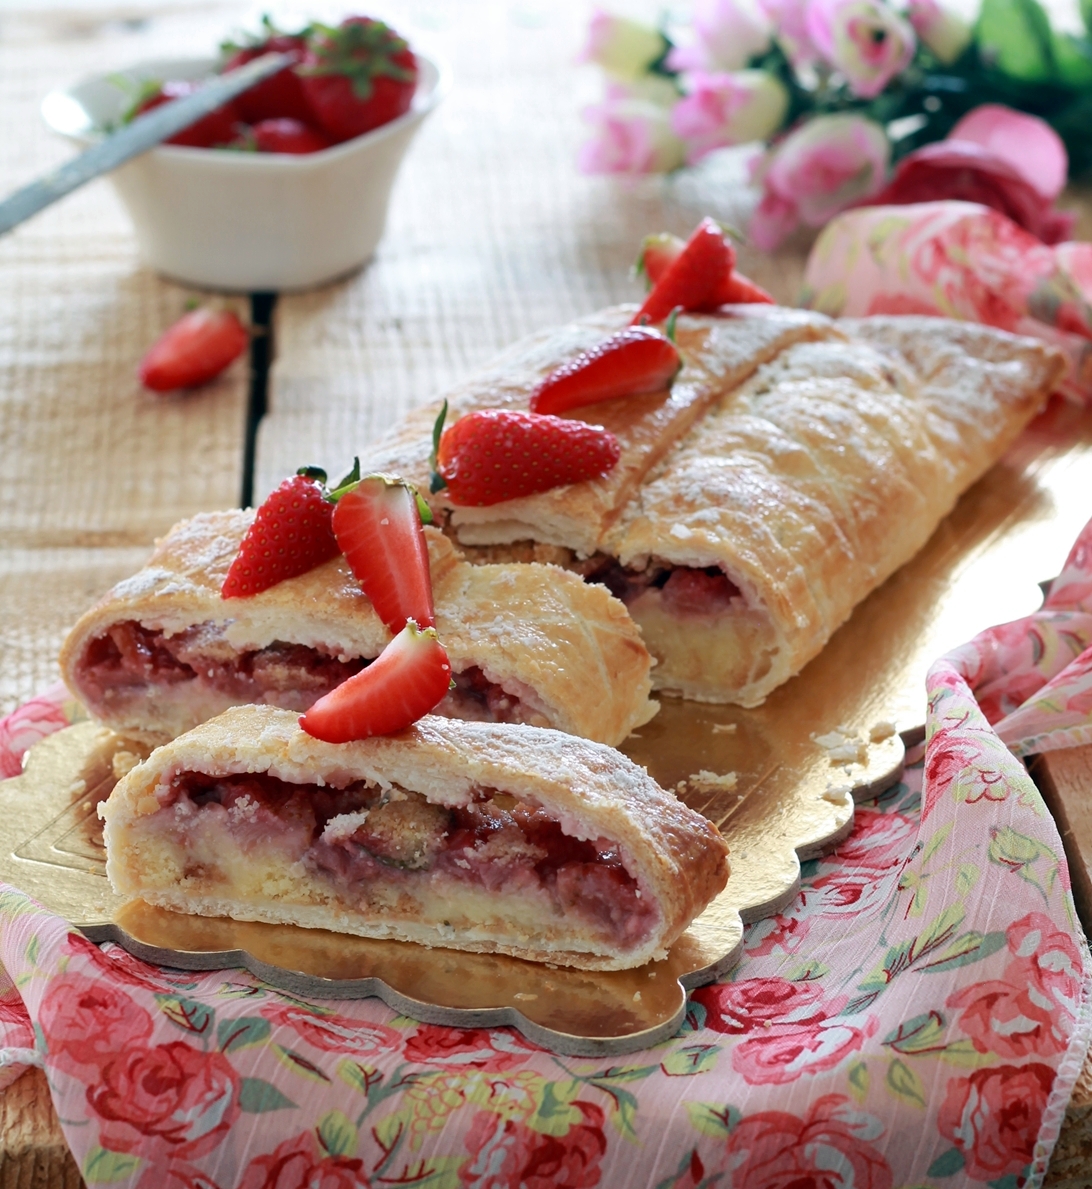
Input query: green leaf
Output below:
<box><xmin>318</xmin><ymin>1109</ymin><xmax>357</xmax><ymax>1158</ymax></box>
<box><xmin>217</xmin><ymin>1015</ymin><xmax>271</xmax><ymax>1053</ymax></box>
<box><xmin>25</xmin><ymin>935</ymin><xmax>39</xmax><ymax>965</ymax></box>
<box><xmin>938</xmin><ymin>1037</ymin><xmax>997</xmax><ymax>1068</ymax></box>
<box><xmin>218</xmin><ymin>981</ymin><xmax>267</xmax><ymax>1000</ymax></box>
<box><xmin>921</xmin><ymin>822</ymin><xmax>952</xmax><ymax>865</ymax></box>
<box><xmin>239</xmin><ymin>1076</ymin><xmax>296</xmax><ymax>1113</ymax></box>
<box><xmin>661</xmin><ymin>1044</ymin><xmax>721</xmax><ymax>1077</ymax></box>
<box><xmin>589</xmin><ymin>1063</ymin><xmax>659</xmax><ymax>1083</ymax></box>
<box><xmin>919</xmin><ymin>930</ymin><xmax>1007</xmax><ymax>974</ymax></box>
<box><xmin>684</xmin><ymin>1101</ymin><xmax>739</xmax><ymax>1139</ymax></box>
<box><xmin>848</xmin><ymin>1060</ymin><xmax>869</xmax><ymax>1102</ymax></box>
<box><xmin>155</xmin><ymin>994</ymin><xmax>213</xmax><ymax>1035</ymax></box>
<box><xmin>1053</xmin><ymin>32</ymin><xmax>1092</xmax><ymax>84</ymax></box>
<box><xmin>595</xmin><ymin>1083</ymin><xmax>640</xmax><ymax>1141</ymax></box>
<box><xmin>274</xmin><ymin>1043</ymin><xmax>331</xmax><ymax>1082</ymax></box>
<box><xmin>1083</xmin><ymin>0</ymin><xmax>1092</xmax><ymax>36</ymax></box>
<box><xmin>928</xmin><ymin>1147</ymin><xmax>966</xmax><ymax>1177</ymax></box>
<box><xmin>83</xmin><ymin>1146</ymin><xmax>141</xmax><ymax>1183</ymax></box>
<box><xmin>882</xmin><ymin>1011</ymin><xmax>946</xmax><ymax>1055</ymax></box>
<box><xmin>976</xmin><ymin>0</ymin><xmax>1056</xmax><ymax>80</ymax></box>
<box><xmin>955</xmin><ymin>863</ymin><xmax>979</xmax><ymax>897</ymax></box>
<box><xmin>886</xmin><ymin>1058</ymin><xmax>926</xmax><ymax>1108</ymax></box>
<box><xmin>338</xmin><ymin>1059</ymin><xmax>382</xmax><ymax>1095</ymax></box>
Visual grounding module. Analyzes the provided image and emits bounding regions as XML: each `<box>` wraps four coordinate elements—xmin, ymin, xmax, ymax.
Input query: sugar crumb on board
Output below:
<box><xmin>711</xmin><ymin>723</ymin><xmax>737</xmax><ymax>734</ymax></box>
<box><xmin>677</xmin><ymin>769</ymin><xmax>738</xmax><ymax>795</ymax></box>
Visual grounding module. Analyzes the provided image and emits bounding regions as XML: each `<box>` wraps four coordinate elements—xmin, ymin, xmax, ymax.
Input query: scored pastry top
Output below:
<box><xmin>363</xmin><ymin>303</ymin><xmax>838</xmax><ymax>555</ymax></box>
<box><xmin>59</xmin><ymin>513</ymin><xmax>656</xmax><ymax>747</ymax></box>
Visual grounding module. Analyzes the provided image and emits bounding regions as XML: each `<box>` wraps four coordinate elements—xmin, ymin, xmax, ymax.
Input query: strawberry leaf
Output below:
<box><xmin>429</xmin><ymin>400</ymin><xmax>449</xmax><ymax>494</ymax></box>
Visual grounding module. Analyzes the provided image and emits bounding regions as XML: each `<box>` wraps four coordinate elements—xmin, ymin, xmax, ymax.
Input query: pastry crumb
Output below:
<box><xmin>112</xmin><ymin>751</ymin><xmax>141</xmax><ymax>780</ymax></box>
<box><xmin>869</xmin><ymin>720</ymin><xmax>897</xmax><ymax>742</ymax></box>
<box><xmin>514</xmin><ymin>992</ymin><xmax>538</xmax><ymax>1001</ymax></box>
<box><xmin>812</xmin><ymin>725</ymin><xmax>867</xmax><ymax>765</ymax></box>
<box><xmin>822</xmin><ymin>783</ymin><xmax>854</xmax><ymax>803</ymax></box>
<box><xmin>633</xmin><ymin>991</ymin><xmax>642</xmax><ymax>1002</ymax></box>
<box><xmin>683</xmin><ymin>769</ymin><xmax>738</xmax><ymax>794</ymax></box>
<box><xmin>711</xmin><ymin>723</ymin><xmax>737</xmax><ymax>734</ymax></box>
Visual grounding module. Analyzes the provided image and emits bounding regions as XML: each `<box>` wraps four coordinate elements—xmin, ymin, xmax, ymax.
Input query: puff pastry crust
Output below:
<box><xmin>60</xmin><ymin>514</ymin><xmax>655</xmax><ymax>747</ymax></box>
<box><xmin>363</xmin><ymin>303</ymin><xmax>837</xmax><ymax>555</ymax></box>
<box><xmin>101</xmin><ymin>705</ymin><xmax>730</xmax><ymax>970</ymax></box>
<box><xmin>368</xmin><ymin>311</ymin><xmax>1063</xmax><ymax>707</ymax></box>
<box><xmin>605</xmin><ymin>318</ymin><xmax>1063</xmax><ymax>702</ymax></box>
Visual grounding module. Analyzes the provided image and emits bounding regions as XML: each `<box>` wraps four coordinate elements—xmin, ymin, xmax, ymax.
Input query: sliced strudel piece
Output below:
<box><xmin>363</xmin><ymin>304</ymin><xmax>837</xmax><ymax>555</ymax></box>
<box><xmin>60</xmin><ymin>514</ymin><xmax>655</xmax><ymax>747</ymax></box>
<box><xmin>600</xmin><ymin>318</ymin><xmax>1064</xmax><ymax>703</ymax></box>
<box><xmin>101</xmin><ymin>706</ymin><xmax>730</xmax><ymax>970</ymax></box>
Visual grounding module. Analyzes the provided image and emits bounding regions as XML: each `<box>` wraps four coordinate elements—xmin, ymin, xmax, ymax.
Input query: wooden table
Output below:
<box><xmin>2</xmin><ymin>0</ymin><xmax>1092</xmax><ymax>1184</ymax></box>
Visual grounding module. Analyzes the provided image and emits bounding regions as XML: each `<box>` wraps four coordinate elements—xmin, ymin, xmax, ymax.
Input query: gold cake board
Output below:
<box><xmin>0</xmin><ymin>396</ymin><xmax>1089</xmax><ymax>1055</ymax></box>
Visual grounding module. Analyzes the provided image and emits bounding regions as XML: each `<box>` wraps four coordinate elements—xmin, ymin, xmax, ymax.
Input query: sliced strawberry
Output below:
<box><xmin>632</xmin><ymin>218</ymin><xmax>737</xmax><ymax>325</ymax></box>
<box><xmin>432</xmin><ymin>407</ymin><xmax>621</xmax><ymax>507</ymax></box>
<box><xmin>300</xmin><ymin>621</ymin><xmax>452</xmax><ymax>742</ymax></box>
<box><xmin>529</xmin><ymin>327</ymin><xmax>681</xmax><ymax>416</ymax></box>
<box><xmin>249</xmin><ymin>118</ymin><xmax>334</xmax><ymax>154</ymax></box>
<box><xmin>139</xmin><ymin>308</ymin><xmax>249</xmax><ymax>392</ymax></box>
<box><xmin>719</xmin><ymin>271</ymin><xmax>776</xmax><ymax>304</ymax></box>
<box><xmin>221</xmin><ymin>18</ymin><xmax>312</xmax><ymax>123</ymax></box>
<box><xmin>221</xmin><ymin>471</ymin><xmax>339</xmax><ymax>598</ymax></box>
<box><xmin>299</xmin><ymin>17</ymin><xmax>417</xmax><ymax>143</ymax></box>
<box><xmin>636</xmin><ymin>233</ymin><xmax>684</xmax><ymax>289</ymax></box>
<box><xmin>331</xmin><ymin>474</ymin><xmax>434</xmax><ymax>633</ymax></box>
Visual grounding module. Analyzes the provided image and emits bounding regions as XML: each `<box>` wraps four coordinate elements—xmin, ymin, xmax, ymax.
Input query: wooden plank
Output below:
<box><xmin>0</xmin><ymin>3</ymin><xmax>251</xmax><ymax>549</ymax></box>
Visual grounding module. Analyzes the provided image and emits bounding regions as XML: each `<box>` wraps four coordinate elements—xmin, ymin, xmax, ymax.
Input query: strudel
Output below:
<box><xmin>60</xmin><ymin>513</ymin><xmax>655</xmax><ymax>747</ymax></box>
<box><xmin>100</xmin><ymin>706</ymin><xmax>730</xmax><ymax>970</ymax></box>
<box><xmin>363</xmin><ymin>310</ymin><xmax>1064</xmax><ymax>705</ymax></box>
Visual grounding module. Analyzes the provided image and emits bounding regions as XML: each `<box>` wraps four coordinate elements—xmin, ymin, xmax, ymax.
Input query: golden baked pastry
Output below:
<box><xmin>100</xmin><ymin>705</ymin><xmax>730</xmax><ymax>971</ymax></box>
<box><xmin>364</xmin><ymin>311</ymin><xmax>1063</xmax><ymax>707</ymax></box>
<box><xmin>60</xmin><ymin>514</ymin><xmax>655</xmax><ymax>747</ymax></box>
<box><xmin>364</xmin><ymin>304</ymin><xmax>836</xmax><ymax>555</ymax></box>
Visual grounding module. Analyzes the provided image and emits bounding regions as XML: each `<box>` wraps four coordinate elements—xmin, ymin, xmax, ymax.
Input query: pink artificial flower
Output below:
<box><xmin>667</xmin><ymin>0</ymin><xmax>772</xmax><ymax>71</ymax></box>
<box><xmin>671</xmin><ymin>69</ymin><xmax>789</xmax><ymax>162</ymax></box>
<box><xmin>758</xmin><ymin>0</ymin><xmax>824</xmax><ymax>66</ymax></box>
<box><xmin>869</xmin><ymin>142</ymin><xmax>1075</xmax><ymax>244</ymax></box>
<box><xmin>907</xmin><ymin>0</ymin><xmax>972</xmax><ymax>63</ymax></box>
<box><xmin>750</xmin><ymin>114</ymin><xmax>890</xmax><ymax>248</ymax></box>
<box><xmin>807</xmin><ymin>0</ymin><xmax>916</xmax><ymax>97</ymax></box>
<box><xmin>952</xmin><ymin>104</ymin><xmax>1068</xmax><ymax>201</ymax></box>
<box><xmin>580</xmin><ymin>10</ymin><xmax>666</xmax><ymax>81</ymax></box>
<box><xmin>579</xmin><ymin>97</ymin><xmax>687</xmax><ymax>175</ymax></box>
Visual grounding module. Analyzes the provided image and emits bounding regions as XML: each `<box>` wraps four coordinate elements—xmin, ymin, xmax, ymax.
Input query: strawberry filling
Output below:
<box><xmin>155</xmin><ymin>772</ymin><xmax>656</xmax><ymax>949</ymax></box>
<box><xmin>75</xmin><ymin>622</ymin><xmax>542</xmax><ymax>724</ymax></box>
<box><xmin>577</xmin><ymin>559</ymin><xmax>742</xmax><ymax>615</ymax></box>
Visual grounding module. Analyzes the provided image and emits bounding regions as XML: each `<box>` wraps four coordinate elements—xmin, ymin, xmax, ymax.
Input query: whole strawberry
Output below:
<box><xmin>432</xmin><ymin>406</ymin><xmax>621</xmax><ymax>507</ymax></box>
<box><xmin>221</xmin><ymin>470</ymin><xmax>340</xmax><ymax>598</ymax></box>
<box><xmin>132</xmin><ymin>80</ymin><xmax>241</xmax><ymax>148</ymax></box>
<box><xmin>221</xmin><ymin>17</ymin><xmax>313</xmax><ymax>124</ymax></box>
<box><xmin>139</xmin><ymin>308</ymin><xmax>248</xmax><ymax>392</ymax></box>
<box><xmin>300</xmin><ymin>17</ymin><xmax>417</xmax><ymax>143</ymax></box>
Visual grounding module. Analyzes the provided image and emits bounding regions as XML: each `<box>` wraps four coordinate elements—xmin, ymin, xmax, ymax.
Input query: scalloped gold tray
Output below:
<box><xmin>1</xmin><ymin>396</ymin><xmax>1089</xmax><ymax>1054</ymax></box>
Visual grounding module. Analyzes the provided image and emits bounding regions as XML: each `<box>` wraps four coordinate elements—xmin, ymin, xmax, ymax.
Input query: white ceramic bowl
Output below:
<box><xmin>42</xmin><ymin>53</ymin><xmax>447</xmax><ymax>291</ymax></box>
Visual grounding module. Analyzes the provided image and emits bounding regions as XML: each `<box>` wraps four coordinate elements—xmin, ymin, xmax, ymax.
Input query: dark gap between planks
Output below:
<box><xmin>240</xmin><ymin>291</ymin><xmax>278</xmax><ymax>510</ymax></box>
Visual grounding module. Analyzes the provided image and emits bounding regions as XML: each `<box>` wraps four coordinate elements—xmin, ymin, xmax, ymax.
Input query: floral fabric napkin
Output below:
<box><xmin>801</xmin><ymin>199</ymin><xmax>1092</xmax><ymax>402</ymax></box>
<box><xmin>3</xmin><ymin>515</ymin><xmax>1092</xmax><ymax>1187</ymax></box>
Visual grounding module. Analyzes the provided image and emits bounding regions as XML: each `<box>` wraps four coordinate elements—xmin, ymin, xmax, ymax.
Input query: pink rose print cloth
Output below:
<box><xmin>2</xmin><ymin>563</ymin><xmax>1092</xmax><ymax>1189</ymax></box>
<box><xmin>801</xmin><ymin>200</ymin><xmax>1092</xmax><ymax>402</ymax></box>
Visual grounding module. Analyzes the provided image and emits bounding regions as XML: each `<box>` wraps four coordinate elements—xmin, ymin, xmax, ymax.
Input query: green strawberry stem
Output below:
<box><xmin>429</xmin><ymin>401</ymin><xmax>449</xmax><ymax>494</ymax></box>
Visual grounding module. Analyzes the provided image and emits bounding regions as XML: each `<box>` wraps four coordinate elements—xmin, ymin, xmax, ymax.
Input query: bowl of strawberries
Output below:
<box><xmin>42</xmin><ymin>15</ymin><xmax>447</xmax><ymax>291</ymax></box>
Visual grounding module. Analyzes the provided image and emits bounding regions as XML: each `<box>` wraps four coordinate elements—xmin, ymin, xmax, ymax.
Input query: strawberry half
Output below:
<box><xmin>719</xmin><ymin>271</ymin><xmax>776</xmax><ymax>304</ymax></box>
<box><xmin>332</xmin><ymin>474</ymin><xmax>435</xmax><ymax>633</ymax></box>
<box><xmin>221</xmin><ymin>470</ymin><xmax>340</xmax><ymax>598</ymax></box>
<box><xmin>139</xmin><ymin>308</ymin><xmax>249</xmax><ymax>392</ymax></box>
<box><xmin>529</xmin><ymin>326</ymin><xmax>681</xmax><ymax>416</ymax></box>
<box><xmin>300</xmin><ymin>17</ymin><xmax>417</xmax><ymax>143</ymax></box>
<box><xmin>248</xmin><ymin>118</ymin><xmax>334</xmax><ymax>154</ymax></box>
<box><xmin>632</xmin><ymin>218</ymin><xmax>737</xmax><ymax>324</ymax></box>
<box><xmin>636</xmin><ymin>232</ymin><xmax>685</xmax><ymax>289</ymax></box>
<box><xmin>300</xmin><ymin>621</ymin><xmax>452</xmax><ymax>742</ymax></box>
<box><xmin>432</xmin><ymin>406</ymin><xmax>621</xmax><ymax>507</ymax></box>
